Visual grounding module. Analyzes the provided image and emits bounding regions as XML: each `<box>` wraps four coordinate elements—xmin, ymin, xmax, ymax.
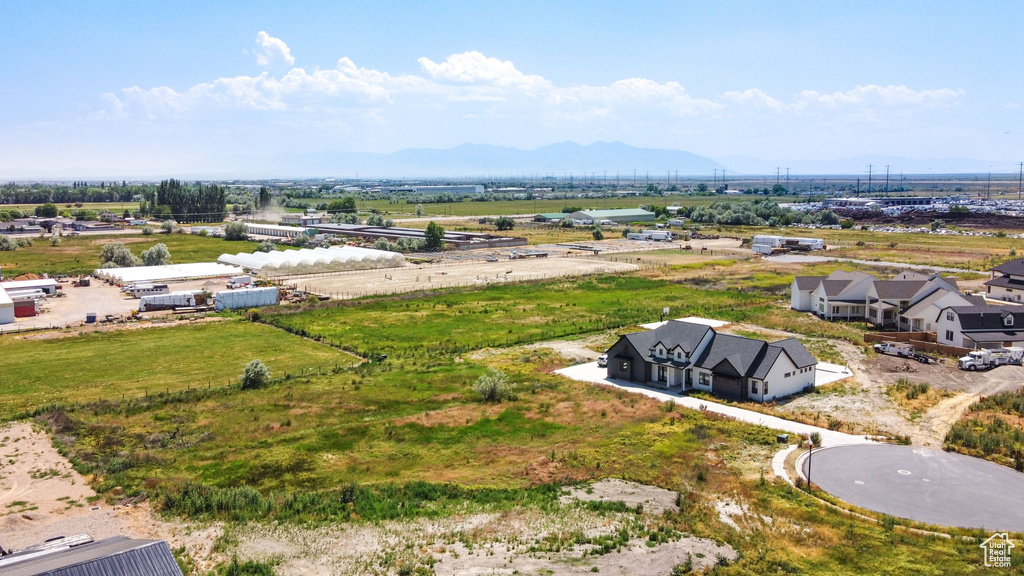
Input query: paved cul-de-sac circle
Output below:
<box><xmin>803</xmin><ymin>443</ymin><xmax>1024</xmax><ymax>531</ymax></box>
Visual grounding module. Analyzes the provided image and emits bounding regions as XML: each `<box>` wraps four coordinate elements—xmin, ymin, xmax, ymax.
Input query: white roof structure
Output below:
<box><xmin>95</xmin><ymin>262</ymin><xmax>244</xmax><ymax>284</ymax></box>
<box><xmin>217</xmin><ymin>246</ymin><xmax>405</xmax><ymax>277</ymax></box>
<box><xmin>0</xmin><ymin>279</ymin><xmax>59</xmax><ymax>291</ymax></box>
<box><xmin>0</xmin><ymin>287</ymin><xmax>13</xmax><ymax>325</ymax></box>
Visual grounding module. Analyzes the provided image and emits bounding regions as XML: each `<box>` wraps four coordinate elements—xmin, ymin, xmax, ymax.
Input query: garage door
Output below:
<box><xmin>713</xmin><ymin>375</ymin><xmax>745</xmax><ymax>401</ymax></box>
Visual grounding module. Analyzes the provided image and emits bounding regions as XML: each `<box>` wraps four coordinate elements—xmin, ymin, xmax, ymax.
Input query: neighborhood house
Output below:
<box><xmin>604</xmin><ymin>320</ymin><xmax>817</xmax><ymax>402</ymax></box>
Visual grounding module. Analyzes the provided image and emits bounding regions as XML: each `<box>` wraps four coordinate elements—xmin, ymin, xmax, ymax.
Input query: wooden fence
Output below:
<box><xmin>864</xmin><ymin>331</ymin><xmax>970</xmax><ymax>357</ymax></box>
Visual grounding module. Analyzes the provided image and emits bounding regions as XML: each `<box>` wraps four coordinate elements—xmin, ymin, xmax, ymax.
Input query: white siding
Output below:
<box><xmin>762</xmin><ymin>354</ymin><xmax>815</xmax><ymax>401</ymax></box>
<box><xmin>935</xmin><ymin>308</ymin><xmax>965</xmax><ymax>347</ymax></box>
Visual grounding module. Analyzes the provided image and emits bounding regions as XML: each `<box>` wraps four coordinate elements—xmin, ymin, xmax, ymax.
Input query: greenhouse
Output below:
<box><xmin>95</xmin><ymin>262</ymin><xmax>245</xmax><ymax>285</ymax></box>
<box><xmin>216</xmin><ymin>246</ymin><xmax>405</xmax><ymax>277</ymax></box>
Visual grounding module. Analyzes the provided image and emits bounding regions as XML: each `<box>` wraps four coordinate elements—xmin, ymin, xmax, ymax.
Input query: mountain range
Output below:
<box><xmin>1</xmin><ymin>142</ymin><xmax>1017</xmax><ymax>180</ymax></box>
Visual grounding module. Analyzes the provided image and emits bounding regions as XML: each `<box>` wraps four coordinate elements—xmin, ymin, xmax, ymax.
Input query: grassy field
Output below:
<box><xmin>0</xmin><ymin>233</ymin><xmax>260</xmax><ymax>278</ymax></box>
<box><xmin>945</xmin><ymin>388</ymin><xmax>1024</xmax><ymax>470</ymax></box>
<box><xmin>0</xmin><ymin>320</ymin><xmax>359</xmax><ymax>419</ymax></box>
<box><xmin>2</xmin><ymin>202</ymin><xmax>142</xmax><ymax>213</ymax></box>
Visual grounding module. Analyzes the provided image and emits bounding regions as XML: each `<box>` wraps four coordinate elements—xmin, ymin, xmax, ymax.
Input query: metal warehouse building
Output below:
<box><xmin>0</xmin><ymin>287</ymin><xmax>14</xmax><ymax>325</ymax></box>
<box><xmin>0</xmin><ymin>535</ymin><xmax>183</xmax><ymax>576</ymax></box>
<box><xmin>566</xmin><ymin>209</ymin><xmax>656</xmax><ymax>224</ymax></box>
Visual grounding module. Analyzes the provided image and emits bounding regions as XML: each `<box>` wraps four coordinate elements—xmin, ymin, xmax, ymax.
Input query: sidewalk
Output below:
<box><xmin>555</xmin><ymin>362</ymin><xmax>873</xmax><ymax>448</ymax></box>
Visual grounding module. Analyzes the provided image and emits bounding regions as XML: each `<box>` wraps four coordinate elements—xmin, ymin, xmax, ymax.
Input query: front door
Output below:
<box><xmin>658</xmin><ymin>365</ymin><xmax>667</xmax><ymax>382</ymax></box>
<box><xmin>685</xmin><ymin>369</ymin><xmax>692</xmax><ymax>388</ymax></box>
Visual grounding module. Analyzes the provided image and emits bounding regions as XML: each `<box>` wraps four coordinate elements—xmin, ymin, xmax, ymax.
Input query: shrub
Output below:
<box><xmin>494</xmin><ymin>216</ymin><xmax>515</xmax><ymax>231</ymax></box>
<box><xmin>99</xmin><ymin>242</ymin><xmax>141</xmax><ymax>267</ymax></box>
<box><xmin>141</xmin><ymin>225</ymin><xmax>154</xmax><ymax>235</ymax></box>
<box><xmin>49</xmin><ymin>233</ymin><xmax>61</xmax><ymax>247</ymax></box>
<box><xmin>161</xmin><ymin>220</ymin><xmax>176</xmax><ymax>234</ymax></box>
<box><xmin>240</xmin><ymin>359</ymin><xmax>271</xmax><ymax>390</ymax></box>
<box><xmin>225</xmin><ymin>222</ymin><xmax>248</xmax><ymax>240</ymax></box>
<box><xmin>592</xmin><ymin>227</ymin><xmax>604</xmax><ymax>240</ymax></box>
<box><xmin>473</xmin><ymin>368</ymin><xmax>516</xmax><ymax>403</ymax></box>
<box><xmin>257</xmin><ymin>240</ymin><xmax>277</xmax><ymax>253</ymax></box>
<box><xmin>141</xmin><ymin>243</ymin><xmax>172</xmax><ymax>266</ymax></box>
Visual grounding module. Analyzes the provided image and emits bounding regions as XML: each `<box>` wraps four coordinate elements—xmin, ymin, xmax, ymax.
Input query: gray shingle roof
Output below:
<box><xmin>818</xmin><ymin>279</ymin><xmax>854</xmax><ymax>297</ymax></box>
<box><xmin>624</xmin><ymin>320</ymin><xmax>711</xmax><ymax>362</ymax></box>
<box><xmin>945</xmin><ymin>305</ymin><xmax>1024</xmax><ymax>331</ymax></box>
<box><xmin>991</xmin><ymin>258</ymin><xmax>1024</xmax><ymax>277</ymax></box>
<box><xmin>0</xmin><ymin>537</ymin><xmax>182</xmax><ymax>576</ymax></box>
<box><xmin>793</xmin><ymin>276</ymin><xmax>827</xmax><ymax>291</ymax></box>
<box><xmin>769</xmin><ymin>338</ymin><xmax>817</xmax><ymax>368</ymax></box>
<box><xmin>984</xmin><ymin>276</ymin><xmax>1024</xmax><ymax>289</ymax></box>
<box><xmin>694</xmin><ymin>333</ymin><xmax>767</xmax><ymax>376</ymax></box>
<box><xmin>872</xmin><ymin>280</ymin><xmax>927</xmax><ymax>300</ymax></box>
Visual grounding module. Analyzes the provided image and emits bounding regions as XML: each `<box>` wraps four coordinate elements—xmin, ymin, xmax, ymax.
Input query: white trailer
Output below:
<box><xmin>138</xmin><ymin>290</ymin><xmax>199</xmax><ymax>312</ymax></box>
<box><xmin>214</xmin><ymin>286</ymin><xmax>278</xmax><ymax>310</ymax></box>
<box><xmin>127</xmin><ymin>283</ymin><xmax>170</xmax><ymax>298</ymax></box>
<box><xmin>958</xmin><ymin>347</ymin><xmax>1024</xmax><ymax>371</ymax></box>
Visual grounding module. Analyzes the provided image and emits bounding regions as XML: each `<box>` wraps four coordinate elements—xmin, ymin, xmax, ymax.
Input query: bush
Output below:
<box><xmin>257</xmin><ymin>240</ymin><xmax>277</xmax><ymax>253</ymax></box>
<box><xmin>592</xmin><ymin>227</ymin><xmax>604</xmax><ymax>240</ymax></box>
<box><xmin>494</xmin><ymin>216</ymin><xmax>515</xmax><ymax>231</ymax></box>
<box><xmin>49</xmin><ymin>233</ymin><xmax>61</xmax><ymax>247</ymax></box>
<box><xmin>99</xmin><ymin>242</ymin><xmax>141</xmax><ymax>267</ymax></box>
<box><xmin>240</xmin><ymin>359</ymin><xmax>271</xmax><ymax>390</ymax></box>
<box><xmin>222</xmin><ymin>557</ymin><xmax>276</xmax><ymax>576</ymax></box>
<box><xmin>225</xmin><ymin>222</ymin><xmax>248</xmax><ymax>241</ymax></box>
<box><xmin>35</xmin><ymin>202</ymin><xmax>58</xmax><ymax>218</ymax></box>
<box><xmin>560</xmin><ymin>218</ymin><xmax>575</xmax><ymax>228</ymax></box>
<box><xmin>473</xmin><ymin>368</ymin><xmax>516</xmax><ymax>403</ymax></box>
<box><xmin>141</xmin><ymin>243</ymin><xmax>172</xmax><ymax>266</ymax></box>
<box><xmin>161</xmin><ymin>220</ymin><xmax>176</xmax><ymax>234</ymax></box>
<box><xmin>141</xmin><ymin>225</ymin><xmax>154</xmax><ymax>235</ymax></box>
<box><xmin>366</xmin><ymin>213</ymin><xmax>385</xmax><ymax>226</ymax></box>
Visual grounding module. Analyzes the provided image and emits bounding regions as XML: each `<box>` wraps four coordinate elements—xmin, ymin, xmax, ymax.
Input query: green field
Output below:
<box><xmin>0</xmin><ymin>320</ymin><xmax>358</xmax><ymax>419</ymax></box>
<box><xmin>0</xmin><ymin>233</ymin><xmax>260</xmax><ymax>278</ymax></box>
<box><xmin>1</xmin><ymin>202</ymin><xmax>142</xmax><ymax>213</ymax></box>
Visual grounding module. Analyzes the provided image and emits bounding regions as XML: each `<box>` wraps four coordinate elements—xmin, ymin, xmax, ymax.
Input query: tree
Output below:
<box><xmin>424</xmin><ymin>221</ymin><xmax>445</xmax><ymax>251</ymax></box>
<box><xmin>141</xmin><ymin>243</ymin><xmax>172</xmax><ymax>266</ymax></box>
<box><xmin>257</xmin><ymin>240</ymin><xmax>277</xmax><ymax>253</ymax></box>
<box><xmin>415</xmin><ymin>203</ymin><xmax>424</xmax><ymax>217</ymax></box>
<box><xmin>35</xmin><ymin>203</ymin><xmax>58</xmax><ymax>218</ymax></box>
<box><xmin>494</xmin><ymin>216</ymin><xmax>515</xmax><ymax>231</ymax></box>
<box><xmin>839</xmin><ymin>218</ymin><xmax>855</xmax><ymax>229</ymax></box>
<box><xmin>592</xmin><ymin>226</ymin><xmax>604</xmax><ymax>240</ymax></box>
<box><xmin>225</xmin><ymin>221</ymin><xmax>248</xmax><ymax>240</ymax></box>
<box><xmin>817</xmin><ymin>210</ymin><xmax>840</xmax><ymax>226</ymax></box>
<box><xmin>290</xmin><ymin>233</ymin><xmax>310</xmax><ymax>247</ymax></box>
<box><xmin>366</xmin><ymin>213</ymin><xmax>385</xmax><ymax>226</ymax></box>
<box><xmin>141</xmin><ymin>225</ymin><xmax>154</xmax><ymax>235</ymax></box>
<box><xmin>50</xmin><ymin>232</ymin><xmax>61</xmax><ymax>247</ymax></box>
<box><xmin>161</xmin><ymin>220</ymin><xmax>176</xmax><ymax>233</ymax></box>
<box><xmin>99</xmin><ymin>242</ymin><xmax>141</xmax><ymax>267</ymax></box>
<box><xmin>473</xmin><ymin>368</ymin><xmax>516</xmax><ymax>402</ymax></box>
<box><xmin>695</xmin><ymin>183</ymin><xmax>709</xmax><ymax>194</ymax></box>
<box><xmin>258</xmin><ymin>186</ymin><xmax>271</xmax><ymax>209</ymax></box>
<box><xmin>327</xmin><ymin>197</ymin><xmax>357</xmax><ymax>214</ymax></box>
<box><xmin>622</xmin><ymin>226</ymin><xmax>633</xmax><ymax>238</ymax></box>
<box><xmin>560</xmin><ymin>218</ymin><xmax>574</xmax><ymax>228</ymax></box>
<box><xmin>240</xmin><ymin>359</ymin><xmax>271</xmax><ymax>390</ymax></box>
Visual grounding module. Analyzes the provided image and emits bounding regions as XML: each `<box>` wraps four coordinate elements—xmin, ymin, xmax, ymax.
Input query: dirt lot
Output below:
<box><xmin>289</xmin><ymin>256</ymin><xmax>642</xmax><ymax>299</ymax></box>
<box><xmin>0</xmin><ymin>277</ymin><xmax>234</xmax><ymax>334</ymax></box>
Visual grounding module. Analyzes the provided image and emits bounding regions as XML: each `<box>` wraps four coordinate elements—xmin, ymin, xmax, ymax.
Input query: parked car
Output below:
<box><xmin>597</xmin><ymin>354</ymin><xmax>608</xmax><ymax>367</ymax></box>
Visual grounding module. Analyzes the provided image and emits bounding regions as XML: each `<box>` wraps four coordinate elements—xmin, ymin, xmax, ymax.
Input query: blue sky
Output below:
<box><xmin>1</xmin><ymin>1</ymin><xmax>1021</xmax><ymax>175</ymax></box>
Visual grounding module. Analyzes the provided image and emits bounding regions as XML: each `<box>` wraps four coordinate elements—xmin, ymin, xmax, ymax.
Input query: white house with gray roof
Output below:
<box><xmin>985</xmin><ymin>258</ymin><xmax>1024</xmax><ymax>303</ymax></box>
<box><xmin>603</xmin><ymin>320</ymin><xmax>817</xmax><ymax>402</ymax></box>
<box><xmin>935</xmin><ymin>305</ymin><xmax>1024</xmax><ymax>348</ymax></box>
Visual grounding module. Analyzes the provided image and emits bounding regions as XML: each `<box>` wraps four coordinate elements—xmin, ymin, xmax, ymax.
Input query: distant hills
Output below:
<box><xmin>1</xmin><ymin>141</ymin><xmax>1017</xmax><ymax>180</ymax></box>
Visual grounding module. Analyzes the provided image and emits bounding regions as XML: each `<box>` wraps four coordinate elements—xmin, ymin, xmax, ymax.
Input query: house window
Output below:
<box><xmin>1005</xmin><ymin>316</ymin><xmax>1015</xmax><ymax>327</ymax></box>
<box><xmin>750</xmin><ymin>381</ymin><xmax>759</xmax><ymax>394</ymax></box>
<box><xmin>946</xmin><ymin>311</ymin><xmax>954</xmax><ymax>321</ymax></box>
<box><xmin>945</xmin><ymin>330</ymin><xmax>954</xmax><ymax>341</ymax></box>
<box><xmin>764</xmin><ymin>383</ymin><xmax>769</xmax><ymax>395</ymax></box>
<box><xmin>699</xmin><ymin>372</ymin><xmax>710</xmax><ymax>386</ymax></box>
<box><xmin>785</xmin><ymin>372</ymin><xmax>792</xmax><ymax>378</ymax></box>
<box><xmin>620</xmin><ymin>361</ymin><xmax>629</xmax><ymax>372</ymax></box>
<box><xmin>832</xmin><ymin>306</ymin><xmax>839</xmax><ymax>314</ymax></box>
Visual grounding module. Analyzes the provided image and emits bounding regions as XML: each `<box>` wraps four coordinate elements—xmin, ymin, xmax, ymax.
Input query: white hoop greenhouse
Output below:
<box><xmin>216</xmin><ymin>246</ymin><xmax>405</xmax><ymax>277</ymax></box>
<box><xmin>95</xmin><ymin>262</ymin><xmax>245</xmax><ymax>285</ymax></box>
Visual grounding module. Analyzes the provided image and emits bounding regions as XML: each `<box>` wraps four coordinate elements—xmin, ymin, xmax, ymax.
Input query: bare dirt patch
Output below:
<box><xmin>560</xmin><ymin>478</ymin><xmax>679</xmax><ymax>515</ymax></box>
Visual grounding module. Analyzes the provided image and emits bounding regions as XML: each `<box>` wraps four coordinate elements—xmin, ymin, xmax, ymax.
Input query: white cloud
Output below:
<box><xmin>418</xmin><ymin>51</ymin><xmax>550</xmax><ymax>91</ymax></box>
<box><xmin>795</xmin><ymin>84</ymin><xmax>963</xmax><ymax>109</ymax></box>
<box><xmin>255</xmin><ymin>31</ymin><xmax>295</xmax><ymax>67</ymax></box>
<box><xmin>722</xmin><ymin>88</ymin><xmax>785</xmax><ymax>113</ymax></box>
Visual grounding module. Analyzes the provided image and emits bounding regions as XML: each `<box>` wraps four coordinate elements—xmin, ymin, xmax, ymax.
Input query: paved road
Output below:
<box><xmin>555</xmin><ymin>363</ymin><xmax>872</xmax><ymax>447</ymax></box>
<box><xmin>803</xmin><ymin>444</ymin><xmax>1024</xmax><ymax>531</ymax></box>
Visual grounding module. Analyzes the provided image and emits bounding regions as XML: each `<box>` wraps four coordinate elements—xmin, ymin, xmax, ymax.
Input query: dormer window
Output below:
<box><xmin>946</xmin><ymin>310</ymin><xmax>954</xmax><ymax>321</ymax></box>
<box><xmin>655</xmin><ymin>345</ymin><xmax>665</xmax><ymax>358</ymax></box>
<box><xmin>1005</xmin><ymin>315</ymin><xmax>1015</xmax><ymax>327</ymax></box>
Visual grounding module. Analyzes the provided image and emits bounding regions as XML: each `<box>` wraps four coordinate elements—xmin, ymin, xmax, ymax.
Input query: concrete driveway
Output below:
<box><xmin>555</xmin><ymin>362</ymin><xmax>871</xmax><ymax>448</ymax></box>
<box><xmin>802</xmin><ymin>444</ymin><xmax>1024</xmax><ymax>531</ymax></box>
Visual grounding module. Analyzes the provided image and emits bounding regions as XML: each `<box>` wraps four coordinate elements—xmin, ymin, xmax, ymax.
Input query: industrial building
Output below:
<box><xmin>0</xmin><ymin>287</ymin><xmax>14</xmax><ymax>325</ymax></box>
<box><xmin>244</xmin><ymin>222</ymin><xmax>309</xmax><ymax>238</ymax></box>
<box><xmin>0</xmin><ymin>278</ymin><xmax>60</xmax><ymax>296</ymax></box>
<box><xmin>0</xmin><ymin>534</ymin><xmax>183</xmax><ymax>576</ymax></box>
<box><xmin>315</xmin><ymin>223</ymin><xmax>527</xmax><ymax>250</ymax></box>
<box><xmin>380</xmin><ymin>185</ymin><xmax>484</xmax><ymax>195</ymax></box>
<box><xmin>218</xmin><ymin>246</ymin><xmax>405</xmax><ymax>277</ymax></box>
<box><xmin>565</xmin><ymin>209</ymin><xmax>656</xmax><ymax>224</ymax></box>
<box><xmin>822</xmin><ymin>196</ymin><xmax>935</xmax><ymax>208</ymax></box>
<box><xmin>95</xmin><ymin>262</ymin><xmax>244</xmax><ymax>285</ymax></box>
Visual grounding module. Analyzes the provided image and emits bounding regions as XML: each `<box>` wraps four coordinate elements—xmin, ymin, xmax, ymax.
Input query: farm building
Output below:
<box><xmin>0</xmin><ymin>287</ymin><xmax>14</xmax><ymax>324</ymax></box>
<box><xmin>566</xmin><ymin>209</ymin><xmax>655</xmax><ymax>224</ymax></box>
<box><xmin>533</xmin><ymin>213</ymin><xmax>566</xmax><ymax>223</ymax></box>
<box><xmin>751</xmin><ymin>235</ymin><xmax>824</xmax><ymax>255</ymax></box>
<box><xmin>0</xmin><ymin>278</ymin><xmax>60</xmax><ymax>296</ymax></box>
<box><xmin>604</xmin><ymin>320</ymin><xmax>816</xmax><ymax>402</ymax></box>
<box><xmin>217</xmin><ymin>246</ymin><xmax>405</xmax><ymax>277</ymax></box>
<box><xmin>245</xmin><ymin>222</ymin><xmax>310</xmax><ymax>239</ymax></box>
<box><xmin>215</xmin><ymin>286</ymin><xmax>278</xmax><ymax>310</ymax></box>
<box><xmin>315</xmin><ymin>224</ymin><xmax>527</xmax><ymax>250</ymax></box>
<box><xmin>0</xmin><ymin>534</ymin><xmax>182</xmax><ymax>576</ymax></box>
<box><xmin>95</xmin><ymin>262</ymin><xmax>244</xmax><ymax>284</ymax></box>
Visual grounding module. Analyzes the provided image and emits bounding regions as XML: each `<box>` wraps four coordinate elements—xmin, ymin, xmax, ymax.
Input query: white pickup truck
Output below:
<box><xmin>873</xmin><ymin>342</ymin><xmax>915</xmax><ymax>358</ymax></box>
<box><xmin>958</xmin><ymin>347</ymin><xmax>1024</xmax><ymax>371</ymax></box>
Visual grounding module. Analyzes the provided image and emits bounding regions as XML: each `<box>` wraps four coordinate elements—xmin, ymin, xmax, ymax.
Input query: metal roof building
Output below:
<box><xmin>567</xmin><ymin>209</ymin><xmax>656</xmax><ymax>223</ymax></box>
<box><xmin>0</xmin><ymin>286</ymin><xmax>14</xmax><ymax>325</ymax></box>
<box><xmin>0</xmin><ymin>535</ymin><xmax>182</xmax><ymax>576</ymax></box>
<box><xmin>94</xmin><ymin>263</ymin><xmax>244</xmax><ymax>285</ymax></box>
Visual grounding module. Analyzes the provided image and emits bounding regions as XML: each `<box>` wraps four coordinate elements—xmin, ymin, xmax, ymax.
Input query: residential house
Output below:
<box><xmin>935</xmin><ymin>305</ymin><xmax>1024</xmax><ymax>349</ymax></box>
<box><xmin>604</xmin><ymin>320</ymin><xmax>817</xmax><ymax>402</ymax></box>
<box><xmin>865</xmin><ymin>273</ymin><xmax>961</xmax><ymax>328</ymax></box>
<box><xmin>807</xmin><ymin>271</ymin><xmax>876</xmax><ymax>320</ymax></box>
<box><xmin>985</xmin><ymin>258</ymin><xmax>1024</xmax><ymax>303</ymax></box>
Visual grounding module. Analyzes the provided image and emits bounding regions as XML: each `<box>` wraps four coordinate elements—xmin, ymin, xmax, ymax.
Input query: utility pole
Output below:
<box><xmin>884</xmin><ymin>165</ymin><xmax>889</xmax><ymax>196</ymax></box>
<box><xmin>867</xmin><ymin>164</ymin><xmax>873</xmax><ymax>194</ymax></box>
<box><xmin>776</xmin><ymin>167</ymin><xmax>781</xmax><ymax>187</ymax></box>
<box><xmin>786</xmin><ymin>168</ymin><xmax>790</xmax><ymax>191</ymax></box>
<box><xmin>987</xmin><ymin>172</ymin><xmax>992</xmax><ymax>200</ymax></box>
<box><xmin>714</xmin><ymin>169</ymin><xmax>718</xmax><ymax>189</ymax></box>
<box><xmin>1018</xmin><ymin>162</ymin><xmax>1023</xmax><ymax>201</ymax></box>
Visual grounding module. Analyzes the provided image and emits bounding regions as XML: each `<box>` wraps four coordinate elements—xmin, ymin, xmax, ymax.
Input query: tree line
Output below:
<box><xmin>140</xmin><ymin>179</ymin><xmax>227</xmax><ymax>223</ymax></box>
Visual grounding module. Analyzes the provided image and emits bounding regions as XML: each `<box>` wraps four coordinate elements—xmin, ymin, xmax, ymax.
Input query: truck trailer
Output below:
<box><xmin>958</xmin><ymin>347</ymin><xmax>1024</xmax><ymax>371</ymax></box>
